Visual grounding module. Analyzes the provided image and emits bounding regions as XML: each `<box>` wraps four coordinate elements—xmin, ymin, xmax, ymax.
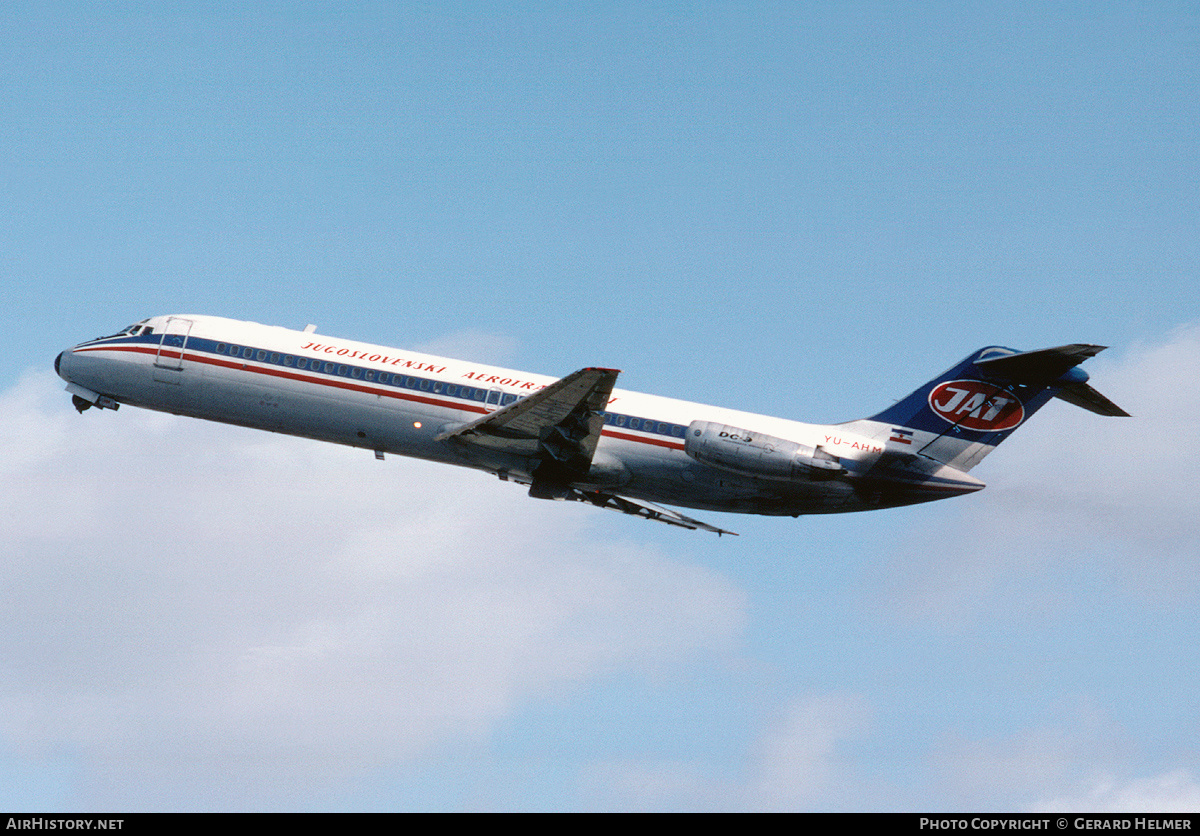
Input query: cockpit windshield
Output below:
<box><xmin>98</xmin><ymin>320</ymin><xmax>152</xmax><ymax>340</ymax></box>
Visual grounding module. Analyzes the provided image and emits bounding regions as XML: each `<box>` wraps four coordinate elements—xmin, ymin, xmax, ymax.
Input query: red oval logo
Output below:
<box><xmin>927</xmin><ymin>380</ymin><xmax>1025</xmax><ymax>431</ymax></box>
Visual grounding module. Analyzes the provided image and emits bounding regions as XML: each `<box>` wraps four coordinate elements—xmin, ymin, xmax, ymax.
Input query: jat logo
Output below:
<box><xmin>928</xmin><ymin>380</ymin><xmax>1025</xmax><ymax>431</ymax></box>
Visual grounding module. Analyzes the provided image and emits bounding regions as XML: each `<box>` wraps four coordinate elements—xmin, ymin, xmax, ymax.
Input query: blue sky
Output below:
<box><xmin>2</xmin><ymin>1</ymin><xmax>1198</xmax><ymax>811</ymax></box>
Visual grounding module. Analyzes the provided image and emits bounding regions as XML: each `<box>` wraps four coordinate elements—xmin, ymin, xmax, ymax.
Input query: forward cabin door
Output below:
<box><xmin>152</xmin><ymin>316</ymin><xmax>194</xmax><ymax>384</ymax></box>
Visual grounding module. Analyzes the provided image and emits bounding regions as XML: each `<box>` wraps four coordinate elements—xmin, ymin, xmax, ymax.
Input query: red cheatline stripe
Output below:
<box><xmin>603</xmin><ymin>430</ymin><xmax>685</xmax><ymax>450</ymax></box>
<box><xmin>72</xmin><ymin>345</ymin><xmax>686</xmax><ymax>451</ymax></box>
<box><xmin>75</xmin><ymin>344</ymin><xmax>491</xmax><ymax>414</ymax></box>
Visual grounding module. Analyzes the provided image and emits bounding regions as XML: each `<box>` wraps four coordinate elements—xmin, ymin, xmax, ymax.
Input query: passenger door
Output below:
<box><xmin>152</xmin><ymin>317</ymin><xmax>194</xmax><ymax>384</ymax></box>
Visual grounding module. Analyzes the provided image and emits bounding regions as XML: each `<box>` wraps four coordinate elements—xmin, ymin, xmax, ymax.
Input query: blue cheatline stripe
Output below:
<box><xmin>75</xmin><ymin>335</ymin><xmax>689</xmax><ymax>449</ymax></box>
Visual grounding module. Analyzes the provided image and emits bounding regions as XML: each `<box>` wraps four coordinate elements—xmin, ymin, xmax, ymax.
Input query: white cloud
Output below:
<box><xmin>1032</xmin><ymin>769</ymin><xmax>1200</xmax><ymax>813</ymax></box>
<box><xmin>747</xmin><ymin>693</ymin><xmax>872</xmax><ymax>811</ymax></box>
<box><xmin>0</xmin><ymin>370</ymin><xmax>745</xmax><ymax>810</ymax></box>
<box><xmin>581</xmin><ymin>692</ymin><xmax>872</xmax><ymax>812</ymax></box>
<box><xmin>579</xmin><ymin>760</ymin><xmax>722</xmax><ymax>812</ymax></box>
<box><xmin>930</xmin><ymin>718</ymin><xmax>1126</xmax><ymax>811</ymax></box>
<box><xmin>930</xmin><ymin>718</ymin><xmax>1200</xmax><ymax>813</ymax></box>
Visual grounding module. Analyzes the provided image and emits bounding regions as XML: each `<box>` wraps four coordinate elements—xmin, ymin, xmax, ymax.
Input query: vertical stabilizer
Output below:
<box><xmin>843</xmin><ymin>344</ymin><xmax>1126</xmax><ymax>471</ymax></box>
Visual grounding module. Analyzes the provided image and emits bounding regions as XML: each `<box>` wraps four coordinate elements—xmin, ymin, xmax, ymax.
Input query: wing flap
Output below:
<box><xmin>570</xmin><ymin>489</ymin><xmax>737</xmax><ymax>536</ymax></box>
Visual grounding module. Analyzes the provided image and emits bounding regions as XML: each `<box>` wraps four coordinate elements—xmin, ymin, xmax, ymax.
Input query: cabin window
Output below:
<box><xmin>216</xmin><ymin>343</ymin><xmax>226</xmax><ymax>354</ymax></box>
<box><xmin>296</xmin><ymin>358</ymin><xmax>307</xmax><ymax>369</ymax></box>
<box><xmin>283</xmin><ymin>355</ymin><xmax>294</xmax><ymax>366</ymax></box>
<box><xmin>364</xmin><ymin>370</ymin><xmax>375</xmax><ymax>381</ymax></box>
<box><xmin>445</xmin><ymin>384</ymin><xmax>457</xmax><ymax>397</ymax></box>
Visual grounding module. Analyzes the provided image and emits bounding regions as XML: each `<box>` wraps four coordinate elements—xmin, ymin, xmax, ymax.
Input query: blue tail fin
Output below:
<box><xmin>860</xmin><ymin>344</ymin><xmax>1127</xmax><ymax>471</ymax></box>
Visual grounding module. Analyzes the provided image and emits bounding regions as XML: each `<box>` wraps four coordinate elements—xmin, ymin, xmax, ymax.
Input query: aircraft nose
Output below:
<box><xmin>55</xmin><ymin>349</ymin><xmax>74</xmax><ymax>382</ymax></box>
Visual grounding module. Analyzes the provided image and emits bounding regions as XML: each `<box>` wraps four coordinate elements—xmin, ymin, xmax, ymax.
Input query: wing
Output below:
<box><xmin>436</xmin><ymin>366</ymin><xmax>620</xmax><ymax>489</ymax></box>
<box><xmin>437</xmin><ymin>366</ymin><xmax>736</xmax><ymax>535</ymax></box>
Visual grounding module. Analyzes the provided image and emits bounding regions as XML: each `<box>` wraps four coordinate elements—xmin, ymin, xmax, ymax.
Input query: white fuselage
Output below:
<box><xmin>56</xmin><ymin>314</ymin><xmax>968</xmax><ymax>519</ymax></box>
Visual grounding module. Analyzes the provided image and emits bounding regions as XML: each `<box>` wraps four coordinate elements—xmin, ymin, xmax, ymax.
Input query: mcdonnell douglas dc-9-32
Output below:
<box><xmin>55</xmin><ymin>315</ymin><xmax>1128</xmax><ymax>535</ymax></box>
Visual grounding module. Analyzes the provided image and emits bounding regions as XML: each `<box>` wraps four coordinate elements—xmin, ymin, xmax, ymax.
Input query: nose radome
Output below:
<box><xmin>55</xmin><ymin>349</ymin><xmax>76</xmax><ymax>382</ymax></box>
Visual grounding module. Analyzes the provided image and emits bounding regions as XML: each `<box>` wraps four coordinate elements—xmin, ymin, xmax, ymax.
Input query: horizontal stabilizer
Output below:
<box><xmin>976</xmin><ymin>343</ymin><xmax>1129</xmax><ymax>418</ymax></box>
<box><xmin>1054</xmin><ymin>381</ymin><xmax>1131</xmax><ymax>417</ymax></box>
<box><xmin>975</xmin><ymin>343</ymin><xmax>1107</xmax><ymax>383</ymax></box>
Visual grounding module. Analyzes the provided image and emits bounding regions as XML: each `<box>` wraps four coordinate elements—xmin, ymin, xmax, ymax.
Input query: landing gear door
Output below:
<box><xmin>153</xmin><ymin>317</ymin><xmax>194</xmax><ymax>383</ymax></box>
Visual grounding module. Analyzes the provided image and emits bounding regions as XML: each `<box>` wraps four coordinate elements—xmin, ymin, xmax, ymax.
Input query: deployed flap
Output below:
<box><xmin>436</xmin><ymin>366</ymin><xmax>619</xmax><ymax>462</ymax></box>
<box><xmin>570</xmin><ymin>488</ymin><xmax>737</xmax><ymax>536</ymax></box>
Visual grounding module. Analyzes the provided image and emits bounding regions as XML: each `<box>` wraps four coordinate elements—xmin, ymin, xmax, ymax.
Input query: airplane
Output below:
<box><xmin>55</xmin><ymin>315</ymin><xmax>1129</xmax><ymax>536</ymax></box>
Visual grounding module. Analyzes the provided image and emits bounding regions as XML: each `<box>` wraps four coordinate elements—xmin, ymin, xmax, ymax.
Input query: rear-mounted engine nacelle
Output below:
<box><xmin>684</xmin><ymin>421</ymin><xmax>843</xmax><ymax>481</ymax></box>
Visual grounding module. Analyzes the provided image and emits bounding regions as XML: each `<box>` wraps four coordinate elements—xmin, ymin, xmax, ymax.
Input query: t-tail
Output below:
<box><xmin>845</xmin><ymin>344</ymin><xmax>1129</xmax><ymax>478</ymax></box>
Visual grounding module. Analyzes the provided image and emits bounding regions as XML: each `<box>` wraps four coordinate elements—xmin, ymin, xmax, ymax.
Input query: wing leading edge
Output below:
<box><xmin>436</xmin><ymin>366</ymin><xmax>738</xmax><ymax>535</ymax></box>
<box><xmin>434</xmin><ymin>366</ymin><xmax>618</xmax><ymax>458</ymax></box>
